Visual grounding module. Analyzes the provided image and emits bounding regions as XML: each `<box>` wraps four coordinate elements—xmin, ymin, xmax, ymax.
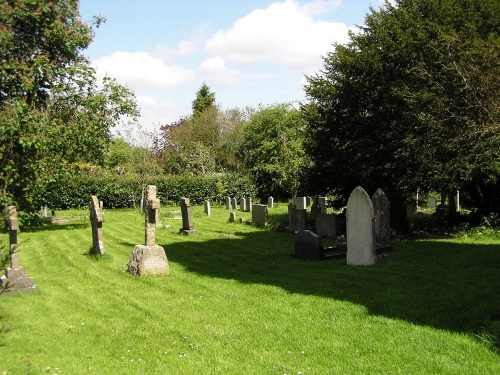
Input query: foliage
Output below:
<box><xmin>0</xmin><ymin>0</ymin><xmax>139</xmax><ymax>214</ymax></box>
<box><xmin>192</xmin><ymin>82</ymin><xmax>216</xmax><ymax>117</ymax></box>
<box><xmin>302</xmin><ymin>0</ymin><xmax>500</xmax><ymax>230</ymax></box>
<box><xmin>241</xmin><ymin>103</ymin><xmax>306</xmax><ymax>199</ymax></box>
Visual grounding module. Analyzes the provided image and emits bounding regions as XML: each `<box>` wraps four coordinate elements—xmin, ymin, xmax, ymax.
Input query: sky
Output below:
<box><xmin>78</xmin><ymin>0</ymin><xmax>390</xmax><ymax>138</ymax></box>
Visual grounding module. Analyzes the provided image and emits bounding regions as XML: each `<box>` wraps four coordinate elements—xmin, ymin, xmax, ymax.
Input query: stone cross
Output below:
<box><xmin>89</xmin><ymin>196</ymin><xmax>105</xmax><ymax>255</ymax></box>
<box><xmin>145</xmin><ymin>185</ymin><xmax>160</xmax><ymax>246</ymax></box>
<box><xmin>7</xmin><ymin>206</ymin><xmax>19</xmax><ymax>269</ymax></box>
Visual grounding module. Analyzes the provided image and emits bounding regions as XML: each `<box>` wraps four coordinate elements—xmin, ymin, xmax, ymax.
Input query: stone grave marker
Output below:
<box><xmin>128</xmin><ymin>185</ymin><xmax>169</xmax><ymax>276</ymax></box>
<box><xmin>429</xmin><ymin>196</ymin><xmax>437</xmax><ymax>209</ymax></box>
<box><xmin>246</xmin><ymin>197</ymin><xmax>252</xmax><ymax>212</ymax></box>
<box><xmin>294</xmin><ymin>230</ymin><xmax>324</xmax><ymax>260</ymax></box>
<box><xmin>252</xmin><ymin>204</ymin><xmax>268</xmax><ymax>226</ymax></box>
<box><xmin>204</xmin><ymin>201</ymin><xmax>211</xmax><ymax>216</ymax></box>
<box><xmin>89</xmin><ymin>196</ymin><xmax>105</xmax><ymax>255</ymax></box>
<box><xmin>310</xmin><ymin>196</ymin><xmax>322</xmax><ymax>220</ymax></box>
<box><xmin>229</xmin><ymin>212</ymin><xmax>236</xmax><ymax>222</ymax></box>
<box><xmin>232</xmin><ymin>197</ymin><xmax>238</xmax><ymax>210</ymax></box>
<box><xmin>372</xmin><ymin>188</ymin><xmax>391</xmax><ymax>247</ymax></box>
<box><xmin>226</xmin><ymin>197</ymin><xmax>231</xmax><ymax>210</ymax></box>
<box><xmin>240</xmin><ymin>197</ymin><xmax>247</xmax><ymax>212</ymax></box>
<box><xmin>267</xmin><ymin>196</ymin><xmax>274</xmax><ymax>208</ymax></box>
<box><xmin>288</xmin><ymin>202</ymin><xmax>306</xmax><ymax>232</ymax></box>
<box><xmin>318</xmin><ymin>197</ymin><xmax>327</xmax><ymax>213</ymax></box>
<box><xmin>3</xmin><ymin>206</ymin><xmax>36</xmax><ymax>292</ymax></box>
<box><xmin>316</xmin><ymin>213</ymin><xmax>336</xmax><ymax>238</ymax></box>
<box><xmin>346</xmin><ymin>186</ymin><xmax>376</xmax><ymax>266</ymax></box>
<box><xmin>292</xmin><ymin>196</ymin><xmax>307</xmax><ymax>210</ymax></box>
<box><xmin>180</xmin><ymin>197</ymin><xmax>195</xmax><ymax>234</ymax></box>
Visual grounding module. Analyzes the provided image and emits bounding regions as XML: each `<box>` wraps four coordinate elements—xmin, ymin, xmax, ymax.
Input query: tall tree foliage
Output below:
<box><xmin>0</xmin><ymin>0</ymin><xmax>139</xmax><ymax>214</ymax></box>
<box><xmin>192</xmin><ymin>82</ymin><xmax>216</xmax><ymax>118</ymax></box>
<box><xmin>302</xmin><ymin>0</ymin><xmax>500</xmax><ymax>226</ymax></box>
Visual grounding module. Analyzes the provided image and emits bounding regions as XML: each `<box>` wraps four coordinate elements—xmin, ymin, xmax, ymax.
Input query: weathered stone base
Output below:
<box><xmin>2</xmin><ymin>267</ymin><xmax>36</xmax><ymax>293</ymax></box>
<box><xmin>128</xmin><ymin>245</ymin><xmax>169</xmax><ymax>276</ymax></box>
<box><xmin>179</xmin><ymin>228</ymin><xmax>196</xmax><ymax>235</ymax></box>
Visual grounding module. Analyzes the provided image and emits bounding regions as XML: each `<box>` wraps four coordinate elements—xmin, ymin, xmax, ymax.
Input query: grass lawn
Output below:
<box><xmin>1</xmin><ymin>203</ymin><xmax>499</xmax><ymax>374</ymax></box>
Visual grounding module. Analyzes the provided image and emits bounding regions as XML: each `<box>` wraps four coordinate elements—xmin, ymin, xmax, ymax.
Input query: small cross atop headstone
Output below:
<box><xmin>145</xmin><ymin>185</ymin><xmax>160</xmax><ymax>246</ymax></box>
<box><xmin>89</xmin><ymin>196</ymin><xmax>105</xmax><ymax>255</ymax></box>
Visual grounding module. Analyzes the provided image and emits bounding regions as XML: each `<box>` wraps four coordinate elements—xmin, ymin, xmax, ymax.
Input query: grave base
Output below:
<box><xmin>2</xmin><ymin>266</ymin><xmax>36</xmax><ymax>293</ymax></box>
<box><xmin>179</xmin><ymin>228</ymin><xmax>196</xmax><ymax>235</ymax></box>
<box><xmin>128</xmin><ymin>245</ymin><xmax>169</xmax><ymax>276</ymax></box>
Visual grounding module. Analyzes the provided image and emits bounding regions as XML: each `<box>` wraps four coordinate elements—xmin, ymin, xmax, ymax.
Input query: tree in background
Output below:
<box><xmin>302</xmin><ymin>0</ymin><xmax>500</xmax><ymax>229</ymax></box>
<box><xmin>241</xmin><ymin>103</ymin><xmax>305</xmax><ymax>199</ymax></box>
<box><xmin>0</xmin><ymin>0</ymin><xmax>139</xmax><ymax>215</ymax></box>
<box><xmin>192</xmin><ymin>82</ymin><xmax>216</xmax><ymax>118</ymax></box>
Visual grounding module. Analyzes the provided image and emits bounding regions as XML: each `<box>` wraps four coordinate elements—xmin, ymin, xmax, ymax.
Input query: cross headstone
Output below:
<box><xmin>252</xmin><ymin>204</ymin><xmax>268</xmax><ymax>226</ymax></box>
<box><xmin>204</xmin><ymin>201</ymin><xmax>211</xmax><ymax>216</ymax></box>
<box><xmin>180</xmin><ymin>197</ymin><xmax>195</xmax><ymax>234</ymax></box>
<box><xmin>128</xmin><ymin>185</ymin><xmax>169</xmax><ymax>276</ymax></box>
<box><xmin>346</xmin><ymin>186</ymin><xmax>376</xmax><ymax>266</ymax></box>
<box><xmin>372</xmin><ymin>188</ymin><xmax>391</xmax><ymax>247</ymax></box>
<box><xmin>267</xmin><ymin>196</ymin><xmax>274</xmax><ymax>208</ymax></box>
<box><xmin>89</xmin><ymin>196</ymin><xmax>105</xmax><ymax>255</ymax></box>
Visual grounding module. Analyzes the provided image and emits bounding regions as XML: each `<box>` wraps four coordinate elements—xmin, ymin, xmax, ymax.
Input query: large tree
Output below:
<box><xmin>0</xmin><ymin>0</ymin><xmax>139</xmax><ymax>214</ymax></box>
<box><xmin>192</xmin><ymin>82</ymin><xmax>216</xmax><ymax>118</ymax></box>
<box><xmin>302</xmin><ymin>0</ymin><xmax>500</xmax><ymax>228</ymax></box>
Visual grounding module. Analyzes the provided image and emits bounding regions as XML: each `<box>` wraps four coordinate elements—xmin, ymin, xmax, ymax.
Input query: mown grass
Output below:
<box><xmin>0</xmin><ymin>203</ymin><xmax>499</xmax><ymax>374</ymax></box>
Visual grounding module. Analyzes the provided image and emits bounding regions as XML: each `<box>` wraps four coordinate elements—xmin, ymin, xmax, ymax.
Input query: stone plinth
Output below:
<box><xmin>128</xmin><ymin>245</ymin><xmax>169</xmax><ymax>276</ymax></box>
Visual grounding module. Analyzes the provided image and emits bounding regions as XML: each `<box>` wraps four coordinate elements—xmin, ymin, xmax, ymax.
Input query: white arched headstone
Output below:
<box><xmin>346</xmin><ymin>186</ymin><xmax>376</xmax><ymax>266</ymax></box>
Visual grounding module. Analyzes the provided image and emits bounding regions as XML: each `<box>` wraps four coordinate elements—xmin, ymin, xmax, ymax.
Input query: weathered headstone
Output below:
<box><xmin>294</xmin><ymin>230</ymin><xmax>324</xmax><ymax>260</ymax></box>
<box><xmin>318</xmin><ymin>197</ymin><xmax>327</xmax><ymax>213</ymax></box>
<box><xmin>89</xmin><ymin>196</ymin><xmax>105</xmax><ymax>255</ymax></box>
<box><xmin>310</xmin><ymin>197</ymin><xmax>322</xmax><ymax>220</ymax></box>
<box><xmin>292</xmin><ymin>196</ymin><xmax>307</xmax><ymax>210</ymax></box>
<box><xmin>240</xmin><ymin>197</ymin><xmax>247</xmax><ymax>212</ymax></box>
<box><xmin>267</xmin><ymin>196</ymin><xmax>274</xmax><ymax>208</ymax></box>
<box><xmin>316</xmin><ymin>213</ymin><xmax>336</xmax><ymax>238</ymax></box>
<box><xmin>246</xmin><ymin>197</ymin><xmax>252</xmax><ymax>212</ymax></box>
<box><xmin>232</xmin><ymin>197</ymin><xmax>238</xmax><ymax>210</ymax></box>
<box><xmin>204</xmin><ymin>201</ymin><xmax>211</xmax><ymax>216</ymax></box>
<box><xmin>428</xmin><ymin>196</ymin><xmax>437</xmax><ymax>209</ymax></box>
<box><xmin>252</xmin><ymin>204</ymin><xmax>268</xmax><ymax>226</ymax></box>
<box><xmin>225</xmin><ymin>197</ymin><xmax>231</xmax><ymax>210</ymax></box>
<box><xmin>128</xmin><ymin>185</ymin><xmax>169</xmax><ymax>276</ymax></box>
<box><xmin>229</xmin><ymin>212</ymin><xmax>236</xmax><ymax>222</ymax></box>
<box><xmin>346</xmin><ymin>186</ymin><xmax>376</xmax><ymax>266</ymax></box>
<box><xmin>180</xmin><ymin>197</ymin><xmax>195</xmax><ymax>234</ymax></box>
<box><xmin>372</xmin><ymin>188</ymin><xmax>391</xmax><ymax>247</ymax></box>
<box><xmin>288</xmin><ymin>202</ymin><xmax>306</xmax><ymax>232</ymax></box>
<box><xmin>4</xmin><ymin>206</ymin><xmax>36</xmax><ymax>292</ymax></box>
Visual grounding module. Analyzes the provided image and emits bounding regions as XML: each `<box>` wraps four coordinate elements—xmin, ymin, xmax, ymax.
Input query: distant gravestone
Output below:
<box><xmin>310</xmin><ymin>197</ymin><xmax>322</xmax><ymax>220</ymax></box>
<box><xmin>4</xmin><ymin>206</ymin><xmax>36</xmax><ymax>292</ymax></box>
<box><xmin>240</xmin><ymin>197</ymin><xmax>247</xmax><ymax>212</ymax></box>
<box><xmin>229</xmin><ymin>212</ymin><xmax>236</xmax><ymax>222</ymax></box>
<box><xmin>429</xmin><ymin>197</ymin><xmax>437</xmax><ymax>209</ymax></box>
<box><xmin>225</xmin><ymin>197</ymin><xmax>231</xmax><ymax>210</ymax></box>
<box><xmin>372</xmin><ymin>188</ymin><xmax>391</xmax><ymax>247</ymax></box>
<box><xmin>318</xmin><ymin>197</ymin><xmax>327</xmax><ymax>213</ymax></box>
<box><xmin>288</xmin><ymin>202</ymin><xmax>306</xmax><ymax>232</ymax></box>
<box><xmin>89</xmin><ymin>196</ymin><xmax>105</xmax><ymax>255</ymax></box>
<box><xmin>128</xmin><ymin>185</ymin><xmax>169</xmax><ymax>276</ymax></box>
<box><xmin>267</xmin><ymin>196</ymin><xmax>274</xmax><ymax>208</ymax></box>
<box><xmin>346</xmin><ymin>186</ymin><xmax>376</xmax><ymax>266</ymax></box>
<box><xmin>246</xmin><ymin>197</ymin><xmax>252</xmax><ymax>212</ymax></box>
<box><xmin>204</xmin><ymin>201</ymin><xmax>211</xmax><ymax>216</ymax></box>
<box><xmin>232</xmin><ymin>197</ymin><xmax>238</xmax><ymax>210</ymax></box>
<box><xmin>293</xmin><ymin>197</ymin><xmax>307</xmax><ymax>210</ymax></box>
<box><xmin>294</xmin><ymin>230</ymin><xmax>324</xmax><ymax>260</ymax></box>
<box><xmin>252</xmin><ymin>204</ymin><xmax>268</xmax><ymax>226</ymax></box>
<box><xmin>316</xmin><ymin>213</ymin><xmax>336</xmax><ymax>238</ymax></box>
<box><xmin>180</xmin><ymin>197</ymin><xmax>195</xmax><ymax>234</ymax></box>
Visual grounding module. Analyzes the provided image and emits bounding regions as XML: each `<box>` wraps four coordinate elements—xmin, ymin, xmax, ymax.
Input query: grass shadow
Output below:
<box><xmin>163</xmin><ymin>230</ymin><xmax>500</xmax><ymax>349</ymax></box>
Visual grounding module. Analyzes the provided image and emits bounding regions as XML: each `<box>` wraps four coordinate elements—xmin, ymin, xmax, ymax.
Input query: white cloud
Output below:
<box><xmin>92</xmin><ymin>51</ymin><xmax>195</xmax><ymax>89</ymax></box>
<box><xmin>198</xmin><ymin>57</ymin><xmax>242</xmax><ymax>86</ymax></box>
<box><xmin>205</xmin><ymin>0</ymin><xmax>350</xmax><ymax>73</ymax></box>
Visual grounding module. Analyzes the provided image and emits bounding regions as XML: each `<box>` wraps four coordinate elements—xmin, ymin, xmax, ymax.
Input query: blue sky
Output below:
<box><xmin>78</xmin><ymin>0</ymin><xmax>389</xmax><ymax>137</ymax></box>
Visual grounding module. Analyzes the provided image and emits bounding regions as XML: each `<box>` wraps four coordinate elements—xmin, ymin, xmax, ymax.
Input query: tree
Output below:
<box><xmin>241</xmin><ymin>103</ymin><xmax>305</xmax><ymax>199</ymax></box>
<box><xmin>302</xmin><ymin>0</ymin><xmax>500</xmax><ymax>228</ymax></box>
<box><xmin>0</xmin><ymin>0</ymin><xmax>139</xmax><ymax>214</ymax></box>
<box><xmin>192</xmin><ymin>82</ymin><xmax>216</xmax><ymax>117</ymax></box>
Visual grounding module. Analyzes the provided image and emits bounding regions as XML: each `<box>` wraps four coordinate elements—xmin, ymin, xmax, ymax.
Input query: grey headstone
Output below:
<box><xmin>372</xmin><ymin>188</ymin><xmax>391</xmax><ymax>246</ymax></box>
<box><xmin>293</xmin><ymin>196</ymin><xmax>307</xmax><ymax>210</ymax></box>
<box><xmin>288</xmin><ymin>202</ymin><xmax>306</xmax><ymax>232</ymax></box>
<box><xmin>267</xmin><ymin>196</ymin><xmax>274</xmax><ymax>208</ymax></box>
<box><xmin>145</xmin><ymin>186</ymin><xmax>160</xmax><ymax>246</ymax></box>
<box><xmin>240</xmin><ymin>197</ymin><xmax>247</xmax><ymax>212</ymax></box>
<box><xmin>229</xmin><ymin>212</ymin><xmax>236</xmax><ymax>222</ymax></box>
<box><xmin>204</xmin><ymin>201</ymin><xmax>211</xmax><ymax>216</ymax></box>
<box><xmin>180</xmin><ymin>197</ymin><xmax>195</xmax><ymax>233</ymax></box>
<box><xmin>89</xmin><ymin>196</ymin><xmax>105</xmax><ymax>255</ymax></box>
<box><xmin>225</xmin><ymin>197</ymin><xmax>231</xmax><ymax>210</ymax></box>
<box><xmin>428</xmin><ymin>197</ymin><xmax>437</xmax><ymax>209</ymax></box>
<box><xmin>252</xmin><ymin>204</ymin><xmax>268</xmax><ymax>226</ymax></box>
<box><xmin>316</xmin><ymin>213</ymin><xmax>336</xmax><ymax>238</ymax></box>
<box><xmin>294</xmin><ymin>230</ymin><xmax>324</xmax><ymax>260</ymax></box>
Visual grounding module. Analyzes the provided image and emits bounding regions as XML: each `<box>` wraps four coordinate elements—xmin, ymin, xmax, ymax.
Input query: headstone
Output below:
<box><xmin>140</xmin><ymin>198</ymin><xmax>144</xmax><ymax>214</ymax></box>
<box><xmin>240</xmin><ymin>197</ymin><xmax>247</xmax><ymax>212</ymax></box>
<box><xmin>372</xmin><ymin>188</ymin><xmax>391</xmax><ymax>246</ymax></box>
<box><xmin>292</xmin><ymin>196</ymin><xmax>307</xmax><ymax>210</ymax></box>
<box><xmin>232</xmin><ymin>197</ymin><xmax>238</xmax><ymax>210</ymax></box>
<box><xmin>40</xmin><ymin>206</ymin><xmax>49</xmax><ymax>219</ymax></box>
<box><xmin>310</xmin><ymin>197</ymin><xmax>322</xmax><ymax>220</ymax></box>
<box><xmin>229</xmin><ymin>212</ymin><xmax>236</xmax><ymax>222</ymax></box>
<box><xmin>294</xmin><ymin>230</ymin><xmax>324</xmax><ymax>260</ymax></box>
<box><xmin>318</xmin><ymin>197</ymin><xmax>327</xmax><ymax>213</ymax></box>
<box><xmin>428</xmin><ymin>197</ymin><xmax>437</xmax><ymax>209</ymax></box>
<box><xmin>180</xmin><ymin>197</ymin><xmax>195</xmax><ymax>234</ymax></box>
<box><xmin>128</xmin><ymin>185</ymin><xmax>169</xmax><ymax>276</ymax></box>
<box><xmin>267</xmin><ymin>196</ymin><xmax>274</xmax><ymax>208</ymax></box>
<box><xmin>4</xmin><ymin>206</ymin><xmax>36</xmax><ymax>292</ymax></box>
<box><xmin>246</xmin><ymin>197</ymin><xmax>252</xmax><ymax>212</ymax></box>
<box><xmin>288</xmin><ymin>202</ymin><xmax>306</xmax><ymax>232</ymax></box>
<box><xmin>252</xmin><ymin>204</ymin><xmax>268</xmax><ymax>226</ymax></box>
<box><xmin>89</xmin><ymin>196</ymin><xmax>105</xmax><ymax>255</ymax></box>
<box><xmin>225</xmin><ymin>197</ymin><xmax>231</xmax><ymax>210</ymax></box>
<box><xmin>346</xmin><ymin>186</ymin><xmax>376</xmax><ymax>266</ymax></box>
<box><xmin>316</xmin><ymin>213</ymin><xmax>336</xmax><ymax>238</ymax></box>
<box><xmin>204</xmin><ymin>201</ymin><xmax>211</xmax><ymax>216</ymax></box>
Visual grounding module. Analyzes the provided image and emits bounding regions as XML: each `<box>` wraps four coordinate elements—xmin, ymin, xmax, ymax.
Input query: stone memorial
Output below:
<box><xmin>3</xmin><ymin>206</ymin><xmax>36</xmax><ymax>292</ymax></box>
<box><xmin>292</xmin><ymin>196</ymin><xmax>307</xmax><ymax>210</ymax></box>
<box><xmin>288</xmin><ymin>202</ymin><xmax>306</xmax><ymax>232</ymax></box>
<box><xmin>310</xmin><ymin>197</ymin><xmax>322</xmax><ymax>220</ymax></box>
<box><xmin>180</xmin><ymin>197</ymin><xmax>195</xmax><ymax>234</ymax></box>
<box><xmin>246</xmin><ymin>197</ymin><xmax>252</xmax><ymax>212</ymax></box>
<box><xmin>316</xmin><ymin>213</ymin><xmax>336</xmax><ymax>238</ymax></box>
<box><xmin>226</xmin><ymin>196</ymin><xmax>231</xmax><ymax>210</ymax></box>
<box><xmin>294</xmin><ymin>230</ymin><xmax>324</xmax><ymax>260</ymax></box>
<box><xmin>252</xmin><ymin>204</ymin><xmax>268</xmax><ymax>226</ymax></box>
<box><xmin>204</xmin><ymin>201</ymin><xmax>211</xmax><ymax>216</ymax></box>
<box><xmin>428</xmin><ymin>197</ymin><xmax>437</xmax><ymax>209</ymax></box>
<box><xmin>240</xmin><ymin>197</ymin><xmax>247</xmax><ymax>212</ymax></box>
<box><xmin>128</xmin><ymin>185</ymin><xmax>169</xmax><ymax>276</ymax></box>
<box><xmin>232</xmin><ymin>197</ymin><xmax>238</xmax><ymax>210</ymax></box>
<box><xmin>372</xmin><ymin>188</ymin><xmax>391</xmax><ymax>247</ymax></box>
<box><xmin>229</xmin><ymin>212</ymin><xmax>236</xmax><ymax>222</ymax></box>
<box><xmin>267</xmin><ymin>196</ymin><xmax>274</xmax><ymax>208</ymax></box>
<box><xmin>89</xmin><ymin>196</ymin><xmax>105</xmax><ymax>255</ymax></box>
<box><xmin>318</xmin><ymin>197</ymin><xmax>327</xmax><ymax>213</ymax></box>
<box><xmin>346</xmin><ymin>186</ymin><xmax>376</xmax><ymax>266</ymax></box>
